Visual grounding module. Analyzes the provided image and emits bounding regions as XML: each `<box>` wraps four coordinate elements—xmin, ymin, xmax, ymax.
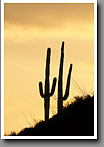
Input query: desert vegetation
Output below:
<box><xmin>9</xmin><ymin>42</ymin><xmax>94</xmax><ymax>136</ymax></box>
<box><xmin>39</xmin><ymin>48</ymin><xmax>57</xmax><ymax>121</ymax></box>
<box><xmin>39</xmin><ymin>41</ymin><xmax>73</xmax><ymax>120</ymax></box>
<box><xmin>10</xmin><ymin>95</ymin><xmax>94</xmax><ymax>136</ymax></box>
<box><xmin>57</xmin><ymin>41</ymin><xmax>72</xmax><ymax>113</ymax></box>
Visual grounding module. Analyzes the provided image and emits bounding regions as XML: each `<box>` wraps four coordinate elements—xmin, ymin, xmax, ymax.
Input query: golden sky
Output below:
<box><xmin>4</xmin><ymin>3</ymin><xmax>94</xmax><ymax>134</ymax></box>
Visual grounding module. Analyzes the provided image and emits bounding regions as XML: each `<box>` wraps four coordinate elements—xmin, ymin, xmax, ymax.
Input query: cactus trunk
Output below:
<box><xmin>58</xmin><ymin>42</ymin><xmax>64</xmax><ymax>113</ymax></box>
<box><xmin>58</xmin><ymin>41</ymin><xmax>73</xmax><ymax>113</ymax></box>
<box><xmin>39</xmin><ymin>48</ymin><xmax>57</xmax><ymax>121</ymax></box>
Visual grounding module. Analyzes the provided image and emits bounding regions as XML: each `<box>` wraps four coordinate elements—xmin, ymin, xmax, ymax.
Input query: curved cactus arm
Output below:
<box><xmin>50</xmin><ymin>77</ymin><xmax>57</xmax><ymax>96</ymax></box>
<box><xmin>39</xmin><ymin>82</ymin><xmax>46</xmax><ymax>98</ymax></box>
<box><xmin>63</xmin><ymin>64</ymin><xmax>73</xmax><ymax>100</ymax></box>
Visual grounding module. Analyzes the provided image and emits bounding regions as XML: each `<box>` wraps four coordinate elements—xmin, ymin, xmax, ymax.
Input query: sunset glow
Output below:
<box><xmin>4</xmin><ymin>3</ymin><xmax>94</xmax><ymax>134</ymax></box>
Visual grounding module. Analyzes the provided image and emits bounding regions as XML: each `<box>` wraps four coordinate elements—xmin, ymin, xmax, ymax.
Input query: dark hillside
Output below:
<box><xmin>11</xmin><ymin>95</ymin><xmax>94</xmax><ymax>136</ymax></box>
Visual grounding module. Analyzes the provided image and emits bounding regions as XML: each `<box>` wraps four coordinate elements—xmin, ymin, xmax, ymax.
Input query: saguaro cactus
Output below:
<box><xmin>58</xmin><ymin>41</ymin><xmax>73</xmax><ymax>113</ymax></box>
<box><xmin>39</xmin><ymin>48</ymin><xmax>57</xmax><ymax>121</ymax></box>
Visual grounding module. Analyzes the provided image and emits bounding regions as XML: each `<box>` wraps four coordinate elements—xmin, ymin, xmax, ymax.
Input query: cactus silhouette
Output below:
<box><xmin>39</xmin><ymin>48</ymin><xmax>57</xmax><ymax>121</ymax></box>
<box><xmin>58</xmin><ymin>41</ymin><xmax>73</xmax><ymax>113</ymax></box>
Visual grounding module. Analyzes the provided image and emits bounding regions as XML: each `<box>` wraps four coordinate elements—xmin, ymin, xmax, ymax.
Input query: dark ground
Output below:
<box><xmin>10</xmin><ymin>95</ymin><xmax>94</xmax><ymax>136</ymax></box>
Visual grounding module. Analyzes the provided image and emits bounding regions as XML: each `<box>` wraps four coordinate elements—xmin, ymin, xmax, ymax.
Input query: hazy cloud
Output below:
<box><xmin>4</xmin><ymin>3</ymin><xmax>94</xmax><ymax>30</ymax></box>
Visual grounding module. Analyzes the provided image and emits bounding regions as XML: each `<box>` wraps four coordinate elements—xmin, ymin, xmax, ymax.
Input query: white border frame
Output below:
<box><xmin>1</xmin><ymin>0</ymin><xmax>97</xmax><ymax>139</ymax></box>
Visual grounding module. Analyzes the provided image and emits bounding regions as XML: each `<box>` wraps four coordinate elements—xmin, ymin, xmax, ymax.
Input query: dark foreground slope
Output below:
<box><xmin>11</xmin><ymin>95</ymin><xmax>94</xmax><ymax>136</ymax></box>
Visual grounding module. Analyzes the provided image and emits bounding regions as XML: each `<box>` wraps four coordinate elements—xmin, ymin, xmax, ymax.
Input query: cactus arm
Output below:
<box><xmin>50</xmin><ymin>77</ymin><xmax>57</xmax><ymax>96</ymax></box>
<box><xmin>39</xmin><ymin>82</ymin><xmax>46</xmax><ymax>98</ymax></box>
<box><xmin>63</xmin><ymin>64</ymin><xmax>73</xmax><ymax>100</ymax></box>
